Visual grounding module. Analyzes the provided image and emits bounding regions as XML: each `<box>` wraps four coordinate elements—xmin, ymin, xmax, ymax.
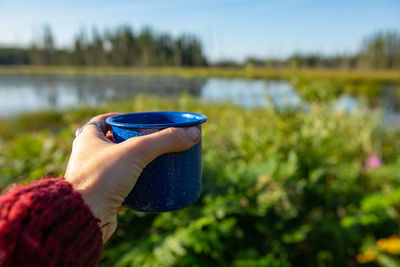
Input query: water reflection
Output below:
<box><xmin>0</xmin><ymin>74</ymin><xmax>298</xmax><ymax>116</ymax></box>
<box><xmin>333</xmin><ymin>95</ymin><xmax>359</xmax><ymax>112</ymax></box>
<box><xmin>0</xmin><ymin>74</ymin><xmax>399</xmax><ymax>127</ymax></box>
<box><xmin>0</xmin><ymin>74</ymin><xmax>206</xmax><ymax>116</ymax></box>
<box><xmin>200</xmin><ymin>78</ymin><xmax>301</xmax><ymax>108</ymax></box>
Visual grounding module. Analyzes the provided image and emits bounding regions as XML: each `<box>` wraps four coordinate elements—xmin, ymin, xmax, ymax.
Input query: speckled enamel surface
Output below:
<box><xmin>107</xmin><ymin>112</ymin><xmax>206</xmax><ymax>212</ymax></box>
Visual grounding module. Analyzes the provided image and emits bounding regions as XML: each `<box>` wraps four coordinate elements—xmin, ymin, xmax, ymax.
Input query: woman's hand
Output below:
<box><xmin>64</xmin><ymin>113</ymin><xmax>201</xmax><ymax>242</ymax></box>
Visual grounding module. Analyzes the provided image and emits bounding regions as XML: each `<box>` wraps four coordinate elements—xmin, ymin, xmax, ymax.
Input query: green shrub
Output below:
<box><xmin>292</xmin><ymin>78</ymin><xmax>382</xmax><ymax>106</ymax></box>
<box><xmin>1</xmin><ymin>95</ymin><xmax>400</xmax><ymax>266</ymax></box>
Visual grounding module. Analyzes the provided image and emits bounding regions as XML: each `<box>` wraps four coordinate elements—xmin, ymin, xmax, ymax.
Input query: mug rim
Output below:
<box><xmin>106</xmin><ymin>111</ymin><xmax>207</xmax><ymax>129</ymax></box>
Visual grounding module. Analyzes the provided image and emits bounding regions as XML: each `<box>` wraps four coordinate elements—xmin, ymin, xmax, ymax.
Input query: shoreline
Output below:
<box><xmin>0</xmin><ymin>66</ymin><xmax>399</xmax><ymax>83</ymax></box>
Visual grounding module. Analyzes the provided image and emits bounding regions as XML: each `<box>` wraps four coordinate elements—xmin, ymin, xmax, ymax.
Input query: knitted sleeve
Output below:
<box><xmin>0</xmin><ymin>178</ymin><xmax>103</xmax><ymax>267</ymax></box>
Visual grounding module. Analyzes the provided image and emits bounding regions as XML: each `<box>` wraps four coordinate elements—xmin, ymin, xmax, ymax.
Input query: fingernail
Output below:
<box><xmin>186</xmin><ymin>127</ymin><xmax>200</xmax><ymax>141</ymax></box>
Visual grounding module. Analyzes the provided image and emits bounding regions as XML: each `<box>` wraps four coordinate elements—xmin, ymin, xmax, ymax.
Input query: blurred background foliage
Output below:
<box><xmin>0</xmin><ymin>25</ymin><xmax>399</xmax><ymax>70</ymax></box>
<box><xmin>2</xmin><ymin>95</ymin><xmax>400</xmax><ymax>266</ymax></box>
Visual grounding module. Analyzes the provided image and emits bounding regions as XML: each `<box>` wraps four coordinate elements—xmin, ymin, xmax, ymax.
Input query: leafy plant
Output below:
<box><xmin>1</xmin><ymin>95</ymin><xmax>400</xmax><ymax>266</ymax></box>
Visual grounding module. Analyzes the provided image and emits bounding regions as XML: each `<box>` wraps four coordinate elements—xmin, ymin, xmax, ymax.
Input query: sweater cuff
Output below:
<box><xmin>0</xmin><ymin>178</ymin><xmax>103</xmax><ymax>267</ymax></box>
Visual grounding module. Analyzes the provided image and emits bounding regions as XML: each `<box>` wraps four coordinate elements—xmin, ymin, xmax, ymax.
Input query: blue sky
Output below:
<box><xmin>0</xmin><ymin>0</ymin><xmax>399</xmax><ymax>62</ymax></box>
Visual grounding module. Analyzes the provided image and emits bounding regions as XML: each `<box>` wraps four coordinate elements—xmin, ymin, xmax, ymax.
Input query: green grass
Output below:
<box><xmin>1</xmin><ymin>65</ymin><xmax>400</xmax><ymax>83</ymax></box>
<box><xmin>2</xmin><ymin>96</ymin><xmax>400</xmax><ymax>266</ymax></box>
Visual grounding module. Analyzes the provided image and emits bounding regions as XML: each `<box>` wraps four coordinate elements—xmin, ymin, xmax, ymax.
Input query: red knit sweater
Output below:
<box><xmin>0</xmin><ymin>178</ymin><xmax>103</xmax><ymax>267</ymax></box>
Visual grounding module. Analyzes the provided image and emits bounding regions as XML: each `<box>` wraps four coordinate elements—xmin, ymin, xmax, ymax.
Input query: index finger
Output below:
<box><xmin>75</xmin><ymin>113</ymin><xmax>120</xmax><ymax>143</ymax></box>
<box><xmin>89</xmin><ymin>112</ymin><xmax>120</xmax><ymax>134</ymax></box>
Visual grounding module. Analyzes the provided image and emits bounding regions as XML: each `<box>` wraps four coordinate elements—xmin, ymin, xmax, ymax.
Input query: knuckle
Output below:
<box><xmin>166</xmin><ymin>128</ymin><xmax>194</xmax><ymax>150</ymax></box>
<box><xmin>166</xmin><ymin>128</ymin><xmax>186</xmax><ymax>144</ymax></box>
<box><xmin>72</xmin><ymin>136</ymin><xmax>80</xmax><ymax>145</ymax></box>
<box><xmin>90</xmin><ymin>115</ymin><xmax>101</xmax><ymax>122</ymax></box>
<box><xmin>72</xmin><ymin>134</ymin><xmax>86</xmax><ymax>147</ymax></box>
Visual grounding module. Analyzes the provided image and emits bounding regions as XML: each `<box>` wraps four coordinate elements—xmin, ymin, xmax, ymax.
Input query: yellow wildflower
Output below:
<box><xmin>356</xmin><ymin>249</ymin><xmax>376</xmax><ymax>264</ymax></box>
<box><xmin>377</xmin><ymin>235</ymin><xmax>400</xmax><ymax>255</ymax></box>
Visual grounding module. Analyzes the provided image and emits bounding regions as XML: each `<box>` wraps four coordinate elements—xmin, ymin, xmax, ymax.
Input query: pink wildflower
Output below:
<box><xmin>366</xmin><ymin>155</ymin><xmax>383</xmax><ymax>169</ymax></box>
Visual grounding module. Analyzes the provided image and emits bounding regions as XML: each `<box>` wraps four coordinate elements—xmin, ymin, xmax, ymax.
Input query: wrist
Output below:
<box><xmin>73</xmin><ymin>186</ymin><xmax>118</xmax><ymax>243</ymax></box>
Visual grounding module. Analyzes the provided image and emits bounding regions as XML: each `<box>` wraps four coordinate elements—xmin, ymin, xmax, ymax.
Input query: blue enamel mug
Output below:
<box><xmin>106</xmin><ymin>111</ymin><xmax>207</xmax><ymax>212</ymax></box>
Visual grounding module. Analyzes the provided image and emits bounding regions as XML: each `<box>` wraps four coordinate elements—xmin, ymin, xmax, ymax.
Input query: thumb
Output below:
<box><xmin>120</xmin><ymin>126</ymin><xmax>201</xmax><ymax>168</ymax></box>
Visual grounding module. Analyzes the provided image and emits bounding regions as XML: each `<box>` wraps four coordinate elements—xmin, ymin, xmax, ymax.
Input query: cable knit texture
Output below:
<box><xmin>0</xmin><ymin>178</ymin><xmax>103</xmax><ymax>267</ymax></box>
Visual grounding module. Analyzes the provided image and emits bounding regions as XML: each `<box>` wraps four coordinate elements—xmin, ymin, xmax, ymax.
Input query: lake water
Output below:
<box><xmin>0</xmin><ymin>74</ymin><xmax>301</xmax><ymax>116</ymax></box>
<box><xmin>0</xmin><ymin>74</ymin><xmax>398</xmax><ymax>125</ymax></box>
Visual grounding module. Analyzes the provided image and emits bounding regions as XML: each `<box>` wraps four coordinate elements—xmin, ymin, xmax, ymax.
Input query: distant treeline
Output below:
<box><xmin>0</xmin><ymin>26</ymin><xmax>399</xmax><ymax>69</ymax></box>
<box><xmin>217</xmin><ymin>31</ymin><xmax>400</xmax><ymax>70</ymax></box>
<box><xmin>0</xmin><ymin>25</ymin><xmax>207</xmax><ymax>67</ymax></box>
